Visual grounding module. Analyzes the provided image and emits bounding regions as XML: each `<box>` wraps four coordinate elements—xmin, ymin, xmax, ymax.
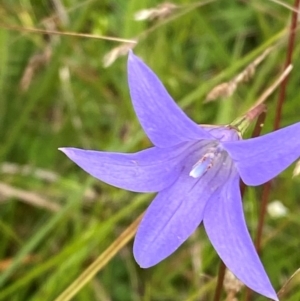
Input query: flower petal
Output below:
<box><xmin>222</xmin><ymin>122</ymin><xmax>300</xmax><ymax>186</ymax></box>
<box><xmin>127</xmin><ymin>51</ymin><xmax>212</xmax><ymax>147</ymax></box>
<box><xmin>134</xmin><ymin>154</ymin><xmax>229</xmax><ymax>268</ymax></box>
<box><xmin>59</xmin><ymin>144</ymin><xmax>189</xmax><ymax>193</ymax></box>
<box><xmin>203</xmin><ymin>174</ymin><xmax>278</xmax><ymax>301</ymax></box>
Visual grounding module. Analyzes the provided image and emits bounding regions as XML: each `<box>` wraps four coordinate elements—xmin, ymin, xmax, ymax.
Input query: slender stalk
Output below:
<box><xmin>246</xmin><ymin>1</ymin><xmax>300</xmax><ymax>300</ymax></box>
<box><xmin>255</xmin><ymin>183</ymin><xmax>271</xmax><ymax>253</ymax></box>
<box><xmin>251</xmin><ymin>111</ymin><xmax>267</xmax><ymax>139</ymax></box>
<box><xmin>213</xmin><ymin>262</ymin><xmax>226</xmax><ymax>301</ymax></box>
<box><xmin>273</xmin><ymin>0</ymin><xmax>300</xmax><ymax>131</ymax></box>
<box><xmin>257</xmin><ymin>0</ymin><xmax>300</xmax><ymax>273</ymax></box>
<box><xmin>0</xmin><ymin>23</ymin><xmax>137</xmax><ymax>44</ymax></box>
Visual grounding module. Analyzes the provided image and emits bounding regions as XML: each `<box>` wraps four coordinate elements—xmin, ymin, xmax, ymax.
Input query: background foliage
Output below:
<box><xmin>0</xmin><ymin>0</ymin><xmax>300</xmax><ymax>300</ymax></box>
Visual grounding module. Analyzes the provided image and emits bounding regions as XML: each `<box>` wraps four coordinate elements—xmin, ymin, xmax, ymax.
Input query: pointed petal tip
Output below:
<box><xmin>223</xmin><ymin>122</ymin><xmax>300</xmax><ymax>186</ymax></box>
<box><xmin>253</xmin><ymin>286</ymin><xmax>279</xmax><ymax>301</ymax></box>
<box><xmin>127</xmin><ymin>49</ymin><xmax>211</xmax><ymax>147</ymax></box>
<box><xmin>58</xmin><ymin>147</ymin><xmax>73</xmax><ymax>156</ymax></box>
<box><xmin>265</xmin><ymin>291</ymin><xmax>279</xmax><ymax>301</ymax></box>
<box><xmin>134</xmin><ymin>253</ymin><xmax>157</xmax><ymax>269</ymax></box>
<box><xmin>133</xmin><ymin>238</ymin><xmax>164</xmax><ymax>269</ymax></box>
<box><xmin>272</xmin><ymin>295</ymin><xmax>279</xmax><ymax>301</ymax></box>
<box><xmin>134</xmin><ymin>259</ymin><xmax>152</xmax><ymax>269</ymax></box>
<box><xmin>127</xmin><ymin>50</ymin><xmax>146</xmax><ymax>71</ymax></box>
<box><xmin>128</xmin><ymin>49</ymin><xmax>137</xmax><ymax>62</ymax></box>
<box><xmin>204</xmin><ymin>175</ymin><xmax>279</xmax><ymax>301</ymax></box>
<box><xmin>250</xmin><ymin>289</ymin><xmax>278</xmax><ymax>301</ymax></box>
<box><xmin>128</xmin><ymin>49</ymin><xmax>133</xmax><ymax>55</ymax></box>
<box><xmin>133</xmin><ymin>245</ymin><xmax>152</xmax><ymax>269</ymax></box>
<box><xmin>134</xmin><ymin>256</ymin><xmax>147</xmax><ymax>269</ymax></box>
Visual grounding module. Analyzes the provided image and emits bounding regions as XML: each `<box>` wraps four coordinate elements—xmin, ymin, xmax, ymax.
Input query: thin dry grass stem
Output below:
<box><xmin>54</xmin><ymin>213</ymin><xmax>144</xmax><ymax>301</ymax></box>
<box><xmin>103</xmin><ymin>0</ymin><xmax>215</xmax><ymax>67</ymax></box>
<box><xmin>205</xmin><ymin>47</ymin><xmax>274</xmax><ymax>102</ymax></box>
<box><xmin>0</xmin><ymin>162</ymin><xmax>96</xmax><ymax>201</ymax></box>
<box><xmin>19</xmin><ymin>0</ymin><xmax>94</xmax><ymax>30</ymax></box>
<box><xmin>277</xmin><ymin>268</ymin><xmax>300</xmax><ymax>299</ymax></box>
<box><xmin>137</xmin><ymin>0</ymin><xmax>216</xmax><ymax>40</ymax></box>
<box><xmin>249</xmin><ymin>64</ymin><xmax>292</xmax><ymax>110</ymax></box>
<box><xmin>20</xmin><ymin>18</ymin><xmax>58</xmax><ymax>91</ymax></box>
<box><xmin>223</xmin><ymin>269</ymin><xmax>244</xmax><ymax>301</ymax></box>
<box><xmin>134</xmin><ymin>2</ymin><xmax>179</xmax><ymax>21</ymax></box>
<box><xmin>1</xmin><ymin>162</ymin><xmax>59</xmax><ymax>182</ymax></box>
<box><xmin>91</xmin><ymin>279</ymin><xmax>111</xmax><ymax>301</ymax></box>
<box><xmin>52</xmin><ymin>0</ymin><xmax>69</xmax><ymax>25</ymax></box>
<box><xmin>268</xmin><ymin>0</ymin><xmax>300</xmax><ymax>13</ymax></box>
<box><xmin>0</xmin><ymin>162</ymin><xmax>97</xmax><ymax>202</ymax></box>
<box><xmin>0</xmin><ymin>182</ymin><xmax>61</xmax><ymax>212</ymax></box>
<box><xmin>0</xmin><ymin>23</ymin><xmax>137</xmax><ymax>44</ymax></box>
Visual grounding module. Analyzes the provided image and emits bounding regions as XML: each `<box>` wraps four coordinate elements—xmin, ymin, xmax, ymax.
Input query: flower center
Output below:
<box><xmin>189</xmin><ymin>145</ymin><xmax>224</xmax><ymax>178</ymax></box>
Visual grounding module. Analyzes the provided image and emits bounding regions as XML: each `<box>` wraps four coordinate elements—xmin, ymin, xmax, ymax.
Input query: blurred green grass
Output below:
<box><xmin>0</xmin><ymin>0</ymin><xmax>300</xmax><ymax>300</ymax></box>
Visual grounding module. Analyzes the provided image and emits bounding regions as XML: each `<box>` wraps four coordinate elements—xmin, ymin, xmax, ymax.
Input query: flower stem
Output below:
<box><xmin>213</xmin><ymin>262</ymin><xmax>226</xmax><ymax>301</ymax></box>
<box><xmin>273</xmin><ymin>0</ymin><xmax>300</xmax><ymax>131</ymax></box>
<box><xmin>250</xmin><ymin>111</ymin><xmax>267</xmax><ymax>139</ymax></box>
<box><xmin>245</xmin><ymin>1</ymin><xmax>300</xmax><ymax>300</ymax></box>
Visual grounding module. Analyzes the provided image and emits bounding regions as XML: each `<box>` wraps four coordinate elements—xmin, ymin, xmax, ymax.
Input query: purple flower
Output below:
<box><xmin>60</xmin><ymin>52</ymin><xmax>300</xmax><ymax>301</ymax></box>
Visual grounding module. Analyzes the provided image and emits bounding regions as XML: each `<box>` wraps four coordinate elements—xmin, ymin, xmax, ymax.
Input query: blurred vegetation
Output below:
<box><xmin>0</xmin><ymin>0</ymin><xmax>300</xmax><ymax>300</ymax></box>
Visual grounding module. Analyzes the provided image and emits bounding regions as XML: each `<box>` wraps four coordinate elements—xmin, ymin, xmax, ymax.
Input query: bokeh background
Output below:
<box><xmin>0</xmin><ymin>0</ymin><xmax>300</xmax><ymax>300</ymax></box>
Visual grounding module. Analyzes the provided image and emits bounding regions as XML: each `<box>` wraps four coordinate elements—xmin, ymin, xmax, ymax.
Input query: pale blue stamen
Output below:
<box><xmin>189</xmin><ymin>146</ymin><xmax>225</xmax><ymax>179</ymax></box>
<box><xmin>189</xmin><ymin>153</ymin><xmax>214</xmax><ymax>178</ymax></box>
<box><xmin>189</xmin><ymin>158</ymin><xmax>211</xmax><ymax>178</ymax></box>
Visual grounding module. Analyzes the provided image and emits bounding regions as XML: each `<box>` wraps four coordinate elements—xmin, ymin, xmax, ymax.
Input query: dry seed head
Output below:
<box><xmin>19</xmin><ymin>18</ymin><xmax>61</xmax><ymax>91</ymax></box>
<box><xmin>103</xmin><ymin>42</ymin><xmax>136</xmax><ymax>68</ymax></box>
<box><xmin>20</xmin><ymin>46</ymin><xmax>52</xmax><ymax>91</ymax></box>
<box><xmin>134</xmin><ymin>2</ymin><xmax>178</xmax><ymax>21</ymax></box>
<box><xmin>223</xmin><ymin>269</ymin><xmax>244</xmax><ymax>300</ymax></box>
<box><xmin>205</xmin><ymin>47</ymin><xmax>273</xmax><ymax>102</ymax></box>
<box><xmin>205</xmin><ymin>82</ymin><xmax>237</xmax><ymax>102</ymax></box>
